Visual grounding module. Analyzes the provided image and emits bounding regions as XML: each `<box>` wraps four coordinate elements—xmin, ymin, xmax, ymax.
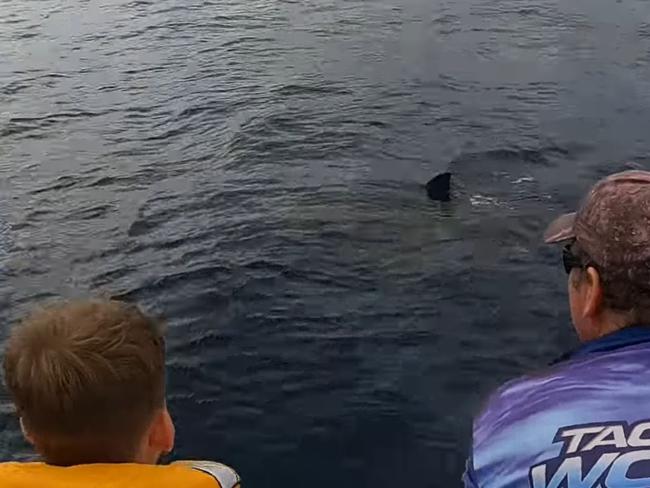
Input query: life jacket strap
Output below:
<box><xmin>179</xmin><ymin>461</ymin><xmax>241</xmax><ymax>488</ymax></box>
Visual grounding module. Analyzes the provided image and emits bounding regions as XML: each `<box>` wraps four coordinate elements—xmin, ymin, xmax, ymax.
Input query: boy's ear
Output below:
<box><xmin>20</xmin><ymin>417</ymin><xmax>35</xmax><ymax>445</ymax></box>
<box><xmin>148</xmin><ymin>408</ymin><xmax>175</xmax><ymax>455</ymax></box>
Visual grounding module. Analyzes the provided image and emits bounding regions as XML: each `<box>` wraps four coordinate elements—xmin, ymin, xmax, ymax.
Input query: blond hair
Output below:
<box><xmin>2</xmin><ymin>299</ymin><xmax>166</xmax><ymax>465</ymax></box>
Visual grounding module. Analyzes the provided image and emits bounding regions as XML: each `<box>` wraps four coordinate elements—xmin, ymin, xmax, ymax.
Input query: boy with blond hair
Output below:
<box><xmin>1</xmin><ymin>299</ymin><xmax>240</xmax><ymax>488</ymax></box>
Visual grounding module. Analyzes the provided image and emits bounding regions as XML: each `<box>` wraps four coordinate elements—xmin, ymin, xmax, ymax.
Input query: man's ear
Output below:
<box><xmin>19</xmin><ymin>417</ymin><xmax>35</xmax><ymax>445</ymax></box>
<box><xmin>583</xmin><ymin>267</ymin><xmax>603</xmax><ymax>318</ymax></box>
<box><xmin>148</xmin><ymin>408</ymin><xmax>175</xmax><ymax>455</ymax></box>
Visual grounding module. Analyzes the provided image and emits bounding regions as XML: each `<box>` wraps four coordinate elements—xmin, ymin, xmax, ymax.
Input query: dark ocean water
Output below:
<box><xmin>1</xmin><ymin>0</ymin><xmax>650</xmax><ymax>486</ymax></box>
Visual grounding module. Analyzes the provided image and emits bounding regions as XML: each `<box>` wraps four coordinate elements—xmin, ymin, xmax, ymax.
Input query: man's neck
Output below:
<box><xmin>591</xmin><ymin>311</ymin><xmax>634</xmax><ymax>340</ymax></box>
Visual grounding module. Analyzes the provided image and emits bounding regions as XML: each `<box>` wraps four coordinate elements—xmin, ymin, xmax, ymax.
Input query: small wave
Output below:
<box><xmin>22</xmin><ymin>208</ymin><xmax>55</xmax><ymax>221</ymax></box>
<box><xmin>432</xmin><ymin>13</ymin><xmax>460</xmax><ymax>25</ymax></box>
<box><xmin>1</xmin><ymin>80</ymin><xmax>30</xmax><ymax>96</ymax></box>
<box><xmin>123</xmin><ymin>65</ymin><xmax>169</xmax><ymax>76</ymax></box>
<box><xmin>639</xmin><ymin>23</ymin><xmax>650</xmax><ymax>38</ymax></box>
<box><xmin>124</xmin><ymin>0</ymin><xmax>154</xmax><ymax>7</ymax></box>
<box><xmin>0</xmin><ymin>72</ymin><xmax>71</xmax><ymax>95</ymax></box>
<box><xmin>515</xmin><ymin>8</ymin><xmax>543</xmax><ymax>16</ymax></box>
<box><xmin>512</xmin><ymin>176</ymin><xmax>535</xmax><ymax>184</ymax></box>
<box><xmin>273</xmin><ymin>83</ymin><xmax>352</xmax><ymax>97</ymax></box>
<box><xmin>456</xmin><ymin>146</ymin><xmax>571</xmax><ymax>166</ymax></box>
<box><xmin>175</xmin><ymin>103</ymin><xmax>223</xmax><ymax>120</ymax></box>
<box><xmin>66</xmin><ymin>204</ymin><xmax>115</xmax><ymax>221</ymax></box>
<box><xmin>9</xmin><ymin>110</ymin><xmax>107</xmax><ymax>123</ymax></box>
<box><xmin>86</xmin><ymin>170</ymin><xmax>164</xmax><ymax>190</ymax></box>
<box><xmin>138</xmin><ymin>265</ymin><xmax>233</xmax><ymax>294</ymax></box>
<box><xmin>431</xmin><ymin>14</ymin><xmax>461</xmax><ymax>35</ymax></box>
<box><xmin>16</xmin><ymin>31</ymin><xmax>38</xmax><ymax>40</ymax></box>
<box><xmin>436</xmin><ymin>74</ymin><xmax>475</xmax><ymax>93</ymax></box>
<box><xmin>1</xmin><ymin>110</ymin><xmax>110</xmax><ymax>138</ymax></box>
<box><xmin>91</xmin><ymin>265</ymin><xmax>139</xmax><ymax>288</ymax></box>
<box><xmin>30</xmin><ymin>175</ymin><xmax>89</xmax><ymax>195</ymax></box>
<box><xmin>143</xmin><ymin>125</ymin><xmax>191</xmax><ymax>141</ymax></box>
<box><xmin>0</xmin><ymin>218</ymin><xmax>11</xmax><ymax>262</ymax></box>
<box><xmin>470</xmin><ymin>195</ymin><xmax>501</xmax><ymax>207</ymax></box>
<box><xmin>221</xmin><ymin>36</ymin><xmax>275</xmax><ymax>48</ymax></box>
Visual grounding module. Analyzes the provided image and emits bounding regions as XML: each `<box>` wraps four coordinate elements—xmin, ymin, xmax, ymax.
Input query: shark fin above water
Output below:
<box><xmin>425</xmin><ymin>172</ymin><xmax>452</xmax><ymax>202</ymax></box>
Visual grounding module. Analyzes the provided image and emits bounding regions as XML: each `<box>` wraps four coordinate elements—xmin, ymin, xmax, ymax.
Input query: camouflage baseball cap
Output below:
<box><xmin>544</xmin><ymin>170</ymin><xmax>650</xmax><ymax>268</ymax></box>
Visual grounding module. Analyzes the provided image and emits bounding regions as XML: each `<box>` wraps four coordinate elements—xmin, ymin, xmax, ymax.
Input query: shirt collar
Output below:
<box><xmin>553</xmin><ymin>325</ymin><xmax>650</xmax><ymax>364</ymax></box>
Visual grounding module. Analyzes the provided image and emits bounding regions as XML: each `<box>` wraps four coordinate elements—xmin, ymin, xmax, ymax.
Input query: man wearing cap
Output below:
<box><xmin>464</xmin><ymin>171</ymin><xmax>650</xmax><ymax>488</ymax></box>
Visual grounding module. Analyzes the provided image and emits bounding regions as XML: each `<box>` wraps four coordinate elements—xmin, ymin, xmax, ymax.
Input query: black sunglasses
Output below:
<box><xmin>562</xmin><ymin>244</ymin><xmax>597</xmax><ymax>275</ymax></box>
<box><xmin>562</xmin><ymin>246</ymin><xmax>583</xmax><ymax>274</ymax></box>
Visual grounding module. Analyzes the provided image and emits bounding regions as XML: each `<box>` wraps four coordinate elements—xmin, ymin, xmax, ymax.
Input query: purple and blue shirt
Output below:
<box><xmin>465</xmin><ymin>326</ymin><xmax>650</xmax><ymax>488</ymax></box>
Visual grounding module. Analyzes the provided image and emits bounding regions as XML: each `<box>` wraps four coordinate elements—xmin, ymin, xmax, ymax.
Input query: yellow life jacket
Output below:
<box><xmin>0</xmin><ymin>460</ymin><xmax>241</xmax><ymax>488</ymax></box>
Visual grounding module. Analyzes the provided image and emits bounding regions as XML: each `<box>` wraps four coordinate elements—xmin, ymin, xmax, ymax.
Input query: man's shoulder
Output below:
<box><xmin>478</xmin><ymin>366</ymin><xmax>562</xmax><ymax>424</ymax></box>
<box><xmin>470</xmin><ymin>345</ymin><xmax>650</xmax><ymax>487</ymax></box>
<box><xmin>480</xmin><ymin>341</ymin><xmax>650</xmax><ymax>429</ymax></box>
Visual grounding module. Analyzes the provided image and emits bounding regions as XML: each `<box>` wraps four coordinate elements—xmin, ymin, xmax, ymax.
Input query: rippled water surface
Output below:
<box><xmin>2</xmin><ymin>0</ymin><xmax>650</xmax><ymax>486</ymax></box>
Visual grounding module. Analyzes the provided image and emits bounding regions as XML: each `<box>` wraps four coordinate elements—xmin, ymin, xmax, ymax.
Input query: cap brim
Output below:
<box><xmin>544</xmin><ymin>212</ymin><xmax>577</xmax><ymax>243</ymax></box>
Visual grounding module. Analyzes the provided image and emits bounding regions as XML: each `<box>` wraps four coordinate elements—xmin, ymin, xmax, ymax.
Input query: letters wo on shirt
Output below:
<box><xmin>531</xmin><ymin>421</ymin><xmax>650</xmax><ymax>488</ymax></box>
